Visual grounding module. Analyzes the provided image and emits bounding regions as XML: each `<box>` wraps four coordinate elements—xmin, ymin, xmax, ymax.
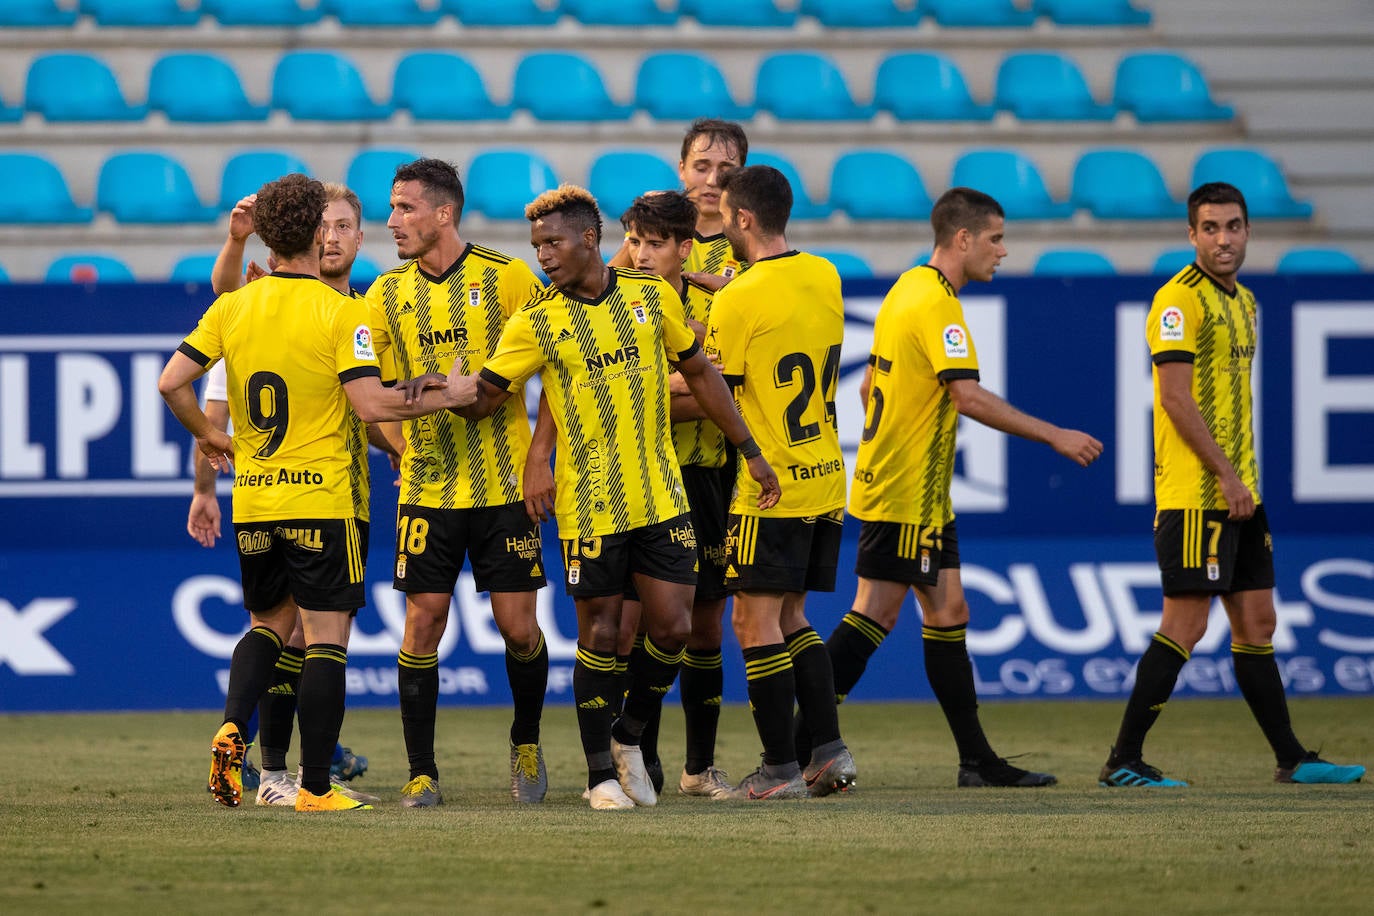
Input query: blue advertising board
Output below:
<box><xmin>1</xmin><ymin>275</ymin><xmax>1371</xmax><ymax>711</ymax></box>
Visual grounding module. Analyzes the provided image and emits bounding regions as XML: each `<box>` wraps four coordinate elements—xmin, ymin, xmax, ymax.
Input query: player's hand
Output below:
<box><xmin>197</xmin><ymin>429</ymin><xmax>234</xmax><ymax>473</ymax></box>
<box><xmin>668</xmin><ymin>371</ymin><xmax>691</xmax><ymax>397</ymax></box>
<box><xmin>187</xmin><ymin>492</ymin><xmax>222</xmax><ymax>548</ymax></box>
<box><xmin>1220</xmin><ymin>473</ymin><xmax>1256</xmax><ymax>520</ymax></box>
<box><xmin>684</xmin><ymin>271</ymin><xmax>730</xmax><ymax>292</ymax></box>
<box><xmin>1051</xmin><ymin>429</ymin><xmax>1104</xmax><ymax>467</ymax></box>
<box><xmin>745</xmin><ymin>454</ymin><xmax>781</xmax><ymax>510</ymax></box>
<box><xmin>523</xmin><ymin>456</ymin><xmax>556</xmax><ymax>523</ymax></box>
<box><xmin>227</xmin><ymin>195</ymin><xmax>256</xmax><ymax>242</ymax></box>
<box><xmin>244</xmin><ymin>260</ymin><xmax>269</xmax><ymax>283</ymax></box>
<box><xmin>445</xmin><ymin>368</ymin><xmax>477</xmax><ymax>409</ymax></box>
<box><xmin>396</xmin><ymin>372</ymin><xmax>448</xmax><ymax>405</ymax></box>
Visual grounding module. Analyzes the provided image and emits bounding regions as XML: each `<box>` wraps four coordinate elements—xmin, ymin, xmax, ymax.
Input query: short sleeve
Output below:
<box><xmin>499</xmin><ymin>257</ymin><xmax>543</xmax><ymax>319</ymax></box>
<box><xmin>1147</xmin><ymin>283</ymin><xmax>1199</xmax><ymax>364</ymax></box>
<box><xmin>705</xmin><ymin>285</ymin><xmax>748</xmax><ymax>386</ymax></box>
<box><xmin>333</xmin><ymin>294</ymin><xmax>382</xmax><ymax>384</ymax></box>
<box><xmin>921</xmin><ymin>295</ymin><xmax>980</xmax><ymax>382</ymax></box>
<box><xmin>655</xmin><ymin>277</ymin><xmax>698</xmax><ymax>362</ymax></box>
<box><xmin>364</xmin><ymin>284</ymin><xmax>398</xmax><ymax>383</ymax></box>
<box><xmin>481</xmin><ymin>306</ymin><xmax>545</xmax><ymax>391</ymax></box>
<box><xmin>179</xmin><ymin>294</ymin><xmax>227</xmax><ymax>367</ymax></box>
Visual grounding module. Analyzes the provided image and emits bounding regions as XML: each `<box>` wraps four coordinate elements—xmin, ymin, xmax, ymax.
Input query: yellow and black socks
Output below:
<box><xmin>297</xmin><ymin>643</ymin><xmax>348</xmax><ymax>796</ymax></box>
<box><xmin>787</xmin><ymin>626</ymin><xmax>841</xmax><ymax>751</ymax></box>
<box><xmin>258</xmin><ymin>645</ymin><xmax>304</xmax><ymax>772</ymax></box>
<box><xmin>223</xmin><ymin>625</ymin><xmax>283</xmax><ymax>730</ymax></box>
<box><xmin>1232</xmin><ymin>643</ymin><xmax>1306</xmax><ymax>768</ymax></box>
<box><xmin>616</xmin><ymin>636</ymin><xmax>683</xmax><ymax>750</ymax></box>
<box><xmin>744</xmin><ymin>644</ymin><xmax>796</xmax><ymax>766</ymax></box>
<box><xmin>1111</xmin><ymin>633</ymin><xmax>1189</xmax><ymax>764</ymax></box>
<box><xmin>398</xmin><ymin>649</ymin><xmax>440</xmax><ymax>780</ymax></box>
<box><xmin>923</xmin><ymin>623</ymin><xmax>997</xmax><ymax>765</ymax></box>
<box><xmin>506</xmin><ymin>633</ymin><xmax>548</xmax><ymax>747</ymax></box>
<box><xmin>574</xmin><ymin>644</ymin><xmax>618</xmax><ymax>788</ymax></box>
<box><xmin>681</xmin><ymin>647</ymin><xmax>723</xmax><ymax>775</ymax></box>
<box><xmin>799</xmin><ymin>611</ymin><xmax>888</xmax><ymax>764</ymax></box>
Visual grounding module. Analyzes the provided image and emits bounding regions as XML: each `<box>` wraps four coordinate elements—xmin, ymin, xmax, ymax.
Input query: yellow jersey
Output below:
<box><xmin>671</xmin><ymin>277</ymin><xmax>727</xmax><ymax>469</ymax></box>
<box><xmin>684</xmin><ymin>232</ymin><xmax>742</xmax><ymax>280</ymax></box>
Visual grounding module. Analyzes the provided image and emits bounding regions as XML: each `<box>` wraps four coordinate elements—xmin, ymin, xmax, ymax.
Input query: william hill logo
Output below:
<box><xmin>584</xmin><ymin>345</ymin><xmax>640</xmax><ymax>372</ymax></box>
<box><xmin>418</xmin><ymin>327</ymin><xmax>469</xmax><ymax>348</ymax></box>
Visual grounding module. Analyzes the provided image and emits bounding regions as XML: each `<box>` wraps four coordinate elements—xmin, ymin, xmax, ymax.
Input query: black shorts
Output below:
<box><xmin>393</xmin><ymin>502</ymin><xmax>545</xmax><ymax>595</ymax></box>
<box><xmin>723</xmin><ymin>509</ymin><xmax>843</xmax><ymax>593</ymax></box>
<box><xmin>237</xmin><ymin>518</ymin><xmax>369</xmax><ymax>613</ymax></box>
<box><xmin>682</xmin><ymin>463</ymin><xmax>730</xmax><ymax>602</ymax></box>
<box><xmin>855</xmin><ymin>520</ymin><xmax>960</xmax><ymax>587</ymax></box>
<box><xmin>1154</xmin><ymin>505</ymin><xmax>1275</xmax><ymax>597</ymax></box>
<box><xmin>560</xmin><ymin>513</ymin><xmax>699</xmax><ymax>598</ymax></box>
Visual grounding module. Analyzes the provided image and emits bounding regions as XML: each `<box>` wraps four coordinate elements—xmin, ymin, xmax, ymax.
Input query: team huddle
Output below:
<box><xmin>159</xmin><ymin>119</ymin><xmax>1364</xmax><ymax>814</ymax></box>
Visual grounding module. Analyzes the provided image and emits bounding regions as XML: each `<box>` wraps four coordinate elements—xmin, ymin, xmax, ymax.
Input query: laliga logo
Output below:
<box><xmin>944</xmin><ymin>326</ymin><xmax>965</xmax><ymax>348</ymax></box>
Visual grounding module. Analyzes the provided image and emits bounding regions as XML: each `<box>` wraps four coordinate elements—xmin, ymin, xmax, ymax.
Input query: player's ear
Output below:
<box><xmin>677</xmin><ymin>237</ymin><xmax>693</xmax><ymax>261</ymax></box>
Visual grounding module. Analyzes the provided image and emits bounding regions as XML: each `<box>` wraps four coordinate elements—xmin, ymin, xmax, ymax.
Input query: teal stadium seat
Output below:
<box><xmin>26</xmin><ymin>53</ymin><xmax>147</xmax><ymax>121</ymax></box>
<box><xmin>1275</xmin><ymin>248</ymin><xmax>1362</xmax><ymax>274</ymax></box>
<box><xmin>149</xmin><ymin>54</ymin><xmax>269</xmax><ymax>123</ymax></box>
<box><xmin>219</xmin><ymin>151</ymin><xmax>312</xmax><ymax>210</ymax></box>
<box><xmin>0</xmin><ymin>89</ymin><xmax>21</xmax><ymax>123</ymax></box>
<box><xmin>201</xmin><ymin>0</ymin><xmax>321</xmax><ymax>25</ymax></box>
<box><xmin>874</xmin><ymin>52</ymin><xmax>994</xmax><ymax>121</ymax></box>
<box><xmin>346</xmin><ymin>149</ymin><xmax>422</xmax><ymax>221</ymax></box>
<box><xmin>829</xmin><ymin>150</ymin><xmax>933</xmax><ymax>220</ymax></box>
<box><xmin>635</xmin><ymin>52</ymin><xmax>753</xmax><ymax>121</ymax></box>
<box><xmin>97</xmin><ymin>152</ymin><xmax>217</xmax><ymax>224</ymax></box>
<box><xmin>0</xmin><ymin>153</ymin><xmax>93</xmax><ymax>223</ymax></box>
<box><xmin>1114</xmin><ymin>52</ymin><xmax>1233</xmax><ymax>122</ymax></box>
<box><xmin>79</xmin><ymin>0</ymin><xmax>199</xmax><ymax>26</ymax></box>
<box><xmin>800</xmin><ymin>0</ymin><xmax>921</xmax><ymax>27</ymax></box>
<box><xmin>563</xmin><ymin>0</ymin><xmax>676</xmax><ymax>26</ymax></box>
<box><xmin>921</xmin><ymin>0</ymin><xmax>1035</xmax><ymax>27</ymax></box>
<box><xmin>588</xmin><ymin>151</ymin><xmax>680</xmax><ymax>221</ymax></box>
<box><xmin>811</xmin><ymin>250</ymin><xmax>874</xmax><ymax>278</ymax></box>
<box><xmin>1191</xmin><ymin>148</ymin><xmax>1313</xmax><ymax>219</ymax></box>
<box><xmin>995</xmin><ymin>52</ymin><xmax>1115</xmax><ymax>121</ymax></box>
<box><xmin>951</xmin><ymin>150</ymin><xmax>1075</xmax><ymax>220</ymax></box>
<box><xmin>1152</xmin><ymin>248</ymin><xmax>1196</xmax><ymax>274</ymax></box>
<box><xmin>747</xmin><ymin>150</ymin><xmax>831</xmax><ymax>219</ymax></box>
<box><xmin>440</xmin><ymin>0</ymin><xmax>559</xmax><ymax>26</ymax></box>
<box><xmin>47</xmin><ymin>254</ymin><xmax>136</xmax><ymax>283</ymax></box>
<box><xmin>0</xmin><ymin>0</ymin><xmax>77</xmax><ymax>26</ymax></box>
<box><xmin>0</xmin><ymin>262</ymin><xmax>8</xmax><ymax>282</ymax></box>
<box><xmin>168</xmin><ymin>253</ymin><xmax>222</xmax><ymax>284</ymax></box>
<box><xmin>272</xmin><ymin>51</ymin><xmax>392</xmax><ymax>121</ymax></box>
<box><xmin>1071</xmin><ymin>149</ymin><xmax>1182</xmax><ymax>219</ymax></box>
<box><xmin>393</xmin><ymin>52</ymin><xmax>510</xmax><ymax>121</ymax></box>
<box><xmin>679</xmin><ymin>0</ymin><xmax>795</xmax><ymax>27</ymax></box>
<box><xmin>465</xmin><ymin>150</ymin><xmax>559</xmax><ymax>220</ymax></box>
<box><xmin>321</xmin><ymin>0</ymin><xmax>440</xmax><ymax>25</ymax></box>
<box><xmin>755</xmin><ymin>52</ymin><xmax>874</xmax><ymax>121</ymax></box>
<box><xmin>350</xmin><ymin>254</ymin><xmax>383</xmax><ymax>290</ymax></box>
<box><xmin>513</xmin><ymin>52</ymin><xmax>631</xmax><ymax>121</ymax></box>
<box><xmin>1033</xmin><ymin>249</ymin><xmax>1117</xmax><ymax>275</ymax></box>
<box><xmin>1036</xmin><ymin>0</ymin><xmax>1150</xmax><ymax>26</ymax></box>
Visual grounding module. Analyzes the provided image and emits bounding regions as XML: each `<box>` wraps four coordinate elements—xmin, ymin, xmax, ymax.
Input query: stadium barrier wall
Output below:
<box><xmin>1</xmin><ymin>275</ymin><xmax>1371</xmax><ymax>711</ymax></box>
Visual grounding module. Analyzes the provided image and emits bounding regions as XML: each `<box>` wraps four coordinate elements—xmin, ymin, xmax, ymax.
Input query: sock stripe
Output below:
<box><xmin>643</xmin><ymin>636</ymin><xmax>685</xmax><ymax>666</ymax></box>
<box><xmin>841</xmin><ymin>611</ymin><xmax>888</xmax><ymax>648</ymax></box>
<box><xmin>1231</xmin><ymin>642</ymin><xmax>1275</xmax><ymax>656</ymax></box>
<box><xmin>613</xmin><ymin>657</ymin><xmax>629</xmax><ymax>675</ymax></box>
<box><xmin>922</xmin><ymin>625</ymin><xmax>967</xmax><ymax>643</ymax></box>
<box><xmin>274</xmin><ymin>654</ymin><xmax>304</xmax><ymax>676</ymax></box>
<box><xmin>744</xmin><ymin>652</ymin><xmax>792</xmax><ymax>680</ymax></box>
<box><xmin>576</xmin><ymin>646</ymin><xmax>617</xmax><ymax>672</ymax></box>
<box><xmin>1152</xmin><ymin>632</ymin><xmax>1191</xmax><ymax>660</ymax></box>
<box><xmin>398</xmin><ymin>650</ymin><xmax>439</xmax><ymax>670</ymax></box>
<box><xmin>785</xmin><ymin>629</ymin><xmax>825</xmax><ymax>655</ymax></box>
<box><xmin>508</xmin><ymin>631</ymin><xmax>546</xmax><ymax>664</ymax></box>
<box><xmin>305</xmin><ymin>646</ymin><xmax>347</xmax><ymax>665</ymax></box>
<box><xmin>250</xmin><ymin>625</ymin><xmax>283</xmax><ymax>650</ymax></box>
<box><xmin>682</xmin><ymin>650</ymin><xmax>723</xmax><ymax>670</ymax></box>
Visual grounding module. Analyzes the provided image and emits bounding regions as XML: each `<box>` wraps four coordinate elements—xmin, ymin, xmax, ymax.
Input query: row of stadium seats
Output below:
<box><xmin>8</xmin><ymin>245</ymin><xmax>1360</xmax><ymax>285</ymax></box>
<box><xmin>2</xmin><ymin>49</ymin><xmax>1229</xmax><ymax>124</ymax></box>
<box><xmin>1</xmin><ymin>0</ymin><xmax>1152</xmax><ymax>29</ymax></box>
<box><xmin>1</xmin><ymin>146</ymin><xmax>1312</xmax><ymax>226</ymax></box>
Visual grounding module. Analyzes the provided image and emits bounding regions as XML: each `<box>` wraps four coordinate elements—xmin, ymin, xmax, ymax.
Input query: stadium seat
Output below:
<box><xmin>97</xmin><ymin>152</ymin><xmax>217</xmax><ymax>224</ymax></box>
<box><xmin>0</xmin><ymin>91</ymin><xmax>22</xmax><ymax>123</ymax></box>
<box><xmin>587</xmin><ymin>151</ymin><xmax>680</xmax><ymax>221</ymax></box>
<box><xmin>1036</xmin><ymin>0</ymin><xmax>1150</xmax><ymax>26</ymax></box>
<box><xmin>679</xmin><ymin>0</ymin><xmax>795</xmax><ymax>27</ymax></box>
<box><xmin>219</xmin><ymin>151</ymin><xmax>312</xmax><ymax>210</ymax></box>
<box><xmin>512</xmin><ymin>52</ymin><xmax>631</xmax><ymax>121</ymax></box>
<box><xmin>148</xmin><ymin>54</ymin><xmax>269</xmax><ymax>123</ymax></box>
<box><xmin>0</xmin><ymin>0</ymin><xmax>78</xmax><ymax>26</ymax></box>
<box><xmin>811</xmin><ymin>249</ymin><xmax>874</xmax><ymax>278</ymax></box>
<box><xmin>829</xmin><ymin>150</ymin><xmax>932</xmax><ymax>220</ymax></box>
<box><xmin>634</xmin><ymin>52</ymin><xmax>753</xmax><ymax>121</ymax></box>
<box><xmin>321</xmin><ymin>0</ymin><xmax>440</xmax><ymax>25</ymax></box>
<box><xmin>465</xmin><ymin>150</ymin><xmax>559</xmax><ymax>220</ymax></box>
<box><xmin>755</xmin><ymin>52</ymin><xmax>873</xmax><ymax>121</ymax></box>
<box><xmin>921</xmin><ymin>0</ymin><xmax>1035</xmax><ymax>27</ymax></box>
<box><xmin>562</xmin><ymin>0</ymin><xmax>676</xmax><ymax>26</ymax></box>
<box><xmin>201</xmin><ymin>0</ymin><xmax>321</xmax><ymax>25</ymax></box>
<box><xmin>1114</xmin><ymin>52</ymin><xmax>1233</xmax><ymax>122</ymax></box>
<box><xmin>0</xmin><ymin>153</ymin><xmax>93</xmax><ymax>223</ymax></box>
<box><xmin>994</xmin><ymin>52</ymin><xmax>1115</xmax><ymax>121</ymax></box>
<box><xmin>1152</xmin><ymin>247</ymin><xmax>1196</xmax><ymax>275</ymax></box>
<box><xmin>0</xmin><ymin>261</ymin><xmax>8</xmax><ymax>282</ymax></box>
<box><xmin>25</xmin><ymin>53</ymin><xmax>147</xmax><ymax>122</ymax></box>
<box><xmin>950</xmin><ymin>150</ymin><xmax>1075</xmax><ymax>220</ymax></box>
<box><xmin>1033</xmin><ymin>249</ymin><xmax>1117</xmax><ymax>275</ymax></box>
<box><xmin>80</xmin><ymin>0</ymin><xmax>199</xmax><ymax>26</ymax></box>
<box><xmin>747</xmin><ymin>150</ymin><xmax>831</xmax><ymax>220</ymax></box>
<box><xmin>439</xmin><ymin>0</ymin><xmax>560</xmax><ymax>26</ymax></box>
<box><xmin>874</xmin><ymin>52</ymin><xmax>994</xmax><ymax>121</ymax></box>
<box><xmin>1191</xmin><ymin>148</ymin><xmax>1314</xmax><ymax>219</ymax></box>
<box><xmin>346</xmin><ymin>149</ymin><xmax>422</xmax><ymax>221</ymax></box>
<box><xmin>1070</xmin><ymin>149</ymin><xmax>1182</xmax><ymax>219</ymax></box>
<box><xmin>1275</xmin><ymin>247</ymin><xmax>1362</xmax><ymax>274</ymax></box>
<box><xmin>350</xmin><ymin>254</ymin><xmax>383</xmax><ymax>290</ymax></box>
<box><xmin>47</xmin><ymin>254</ymin><xmax>136</xmax><ymax>283</ymax></box>
<box><xmin>800</xmin><ymin>0</ymin><xmax>920</xmax><ymax>27</ymax></box>
<box><xmin>168</xmin><ymin>253</ymin><xmax>222</xmax><ymax>284</ymax></box>
<box><xmin>272</xmin><ymin>51</ymin><xmax>392</xmax><ymax>121</ymax></box>
<box><xmin>393</xmin><ymin>52</ymin><xmax>510</xmax><ymax>121</ymax></box>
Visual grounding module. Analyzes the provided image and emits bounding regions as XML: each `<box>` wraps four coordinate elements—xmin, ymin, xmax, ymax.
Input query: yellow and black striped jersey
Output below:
<box><xmin>481</xmin><ymin>268</ymin><xmax>699</xmax><ymax>539</ymax></box>
<box><xmin>848</xmin><ymin>266</ymin><xmax>980</xmax><ymax>527</ymax></box>
<box><xmin>684</xmin><ymin>232</ymin><xmax>741</xmax><ymax>280</ymax></box>
<box><xmin>367</xmin><ymin>244</ymin><xmax>542</xmax><ymax>510</ymax></box>
<box><xmin>1148</xmin><ymin>263</ymin><xmax>1260</xmax><ymax>510</ymax></box>
<box><xmin>706</xmin><ymin>251</ymin><xmax>845</xmax><ymax>517</ymax></box>
<box><xmin>178</xmin><ymin>273</ymin><xmax>380</xmax><ymax>523</ymax></box>
<box><xmin>672</xmin><ymin>277</ymin><xmax>727</xmax><ymax>469</ymax></box>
